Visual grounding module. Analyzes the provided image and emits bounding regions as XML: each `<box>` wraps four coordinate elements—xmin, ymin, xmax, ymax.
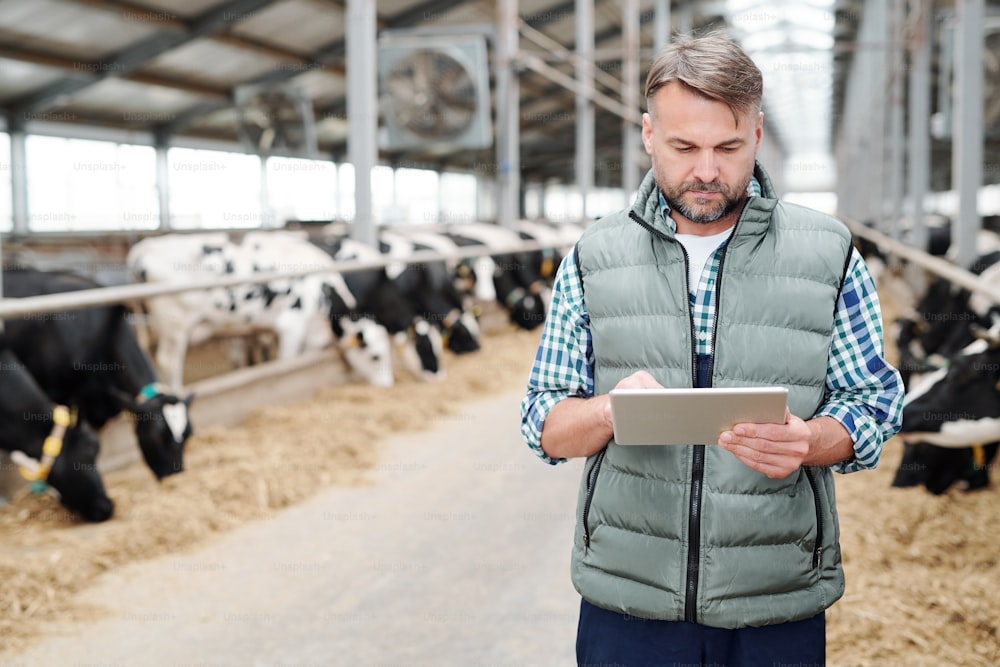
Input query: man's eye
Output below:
<box><xmin>718</xmin><ymin>146</ymin><xmax>738</xmax><ymax>153</ymax></box>
<box><xmin>675</xmin><ymin>146</ymin><xmax>694</xmax><ymax>153</ymax></box>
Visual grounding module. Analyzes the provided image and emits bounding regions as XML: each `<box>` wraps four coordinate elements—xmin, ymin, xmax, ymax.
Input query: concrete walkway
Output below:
<box><xmin>6</xmin><ymin>389</ymin><xmax>584</xmax><ymax>667</ymax></box>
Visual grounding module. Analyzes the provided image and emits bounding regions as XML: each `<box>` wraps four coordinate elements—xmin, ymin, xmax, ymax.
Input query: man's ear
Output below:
<box><xmin>642</xmin><ymin>112</ymin><xmax>654</xmax><ymax>155</ymax></box>
<box><xmin>755</xmin><ymin>111</ymin><xmax>763</xmax><ymax>150</ymax></box>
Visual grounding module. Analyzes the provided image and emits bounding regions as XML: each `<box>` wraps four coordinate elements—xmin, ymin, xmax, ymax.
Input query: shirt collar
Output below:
<box><xmin>658</xmin><ymin>176</ymin><xmax>762</xmax><ymax>234</ymax></box>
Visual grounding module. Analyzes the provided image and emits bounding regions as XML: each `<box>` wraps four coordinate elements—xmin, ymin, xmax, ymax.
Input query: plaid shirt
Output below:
<box><xmin>520</xmin><ymin>183</ymin><xmax>904</xmax><ymax>473</ymax></box>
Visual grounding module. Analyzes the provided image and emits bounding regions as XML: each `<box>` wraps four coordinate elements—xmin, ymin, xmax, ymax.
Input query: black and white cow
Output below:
<box><xmin>310</xmin><ymin>234</ymin><xmax>445</xmax><ymax>381</ymax></box>
<box><xmin>441</xmin><ymin>222</ymin><xmax>550</xmax><ymax>330</ymax></box>
<box><xmin>894</xmin><ymin>323</ymin><xmax>1000</xmax><ymax>494</ymax></box>
<box><xmin>1</xmin><ymin>269</ymin><xmax>193</xmax><ymax>481</ymax></box>
<box><xmin>127</xmin><ymin>232</ymin><xmax>395</xmax><ymax>388</ymax></box>
<box><xmin>894</xmin><ymin>250</ymin><xmax>1000</xmax><ymax>385</ymax></box>
<box><xmin>1</xmin><ymin>348</ymin><xmax>114</xmax><ymax>521</ymax></box>
<box><xmin>378</xmin><ymin>229</ymin><xmax>481</xmax><ymax>355</ymax></box>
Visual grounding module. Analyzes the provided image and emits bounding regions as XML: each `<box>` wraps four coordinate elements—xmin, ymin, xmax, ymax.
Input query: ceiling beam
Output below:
<box><xmin>0</xmin><ymin>42</ymin><xmax>229</xmax><ymax>100</ymax></box>
<box><xmin>8</xmin><ymin>0</ymin><xmax>282</xmax><ymax>114</ymax></box>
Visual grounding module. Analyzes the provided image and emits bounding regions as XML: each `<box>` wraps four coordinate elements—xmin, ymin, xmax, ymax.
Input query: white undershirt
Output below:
<box><xmin>675</xmin><ymin>228</ymin><xmax>735</xmax><ymax>294</ymax></box>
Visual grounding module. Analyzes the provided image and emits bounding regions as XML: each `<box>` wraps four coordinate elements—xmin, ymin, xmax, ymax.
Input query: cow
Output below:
<box><xmin>377</xmin><ymin>229</ymin><xmax>482</xmax><ymax>355</ymax></box>
<box><xmin>894</xmin><ymin>250</ymin><xmax>1000</xmax><ymax>384</ymax></box>
<box><xmin>1</xmin><ymin>348</ymin><xmax>114</xmax><ymax>521</ymax></box>
<box><xmin>127</xmin><ymin>232</ymin><xmax>395</xmax><ymax>388</ymax></box>
<box><xmin>440</xmin><ymin>222</ymin><xmax>550</xmax><ymax>330</ymax></box>
<box><xmin>893</xmin><ymin>323</ymin><xmax>1000</xmax><ymax>494</ymax></box>
<box><xmin>309</xmin><ymin>233</ymin><xmax>445</xmax><ymax>381</ymax></box>
<box><xmin>1</xmin><ymin>268</ymin><xmax>192</xmax><ymax>481</ymax></box>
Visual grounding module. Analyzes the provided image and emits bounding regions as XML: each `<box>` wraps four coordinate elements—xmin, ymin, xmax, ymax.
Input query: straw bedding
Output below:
<box><xmin>1</xmin><ymin>274</ymin><xmax>998</xmax><ymax>664</ymax></box>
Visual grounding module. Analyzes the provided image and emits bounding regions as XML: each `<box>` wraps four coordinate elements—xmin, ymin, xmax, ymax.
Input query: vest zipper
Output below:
<box><xmin>582</xmin><ymin>447</ymin><xmax>608</xmax><ymax>549</ymax></box>
<box><xmin>685</xmin><ymin>213</ymin><xmax>737</xmax><ymax>624</ymax></box>
<box><xmin>804</xmin><ymin>467</ymin><xmax>825</xmax><ymax>568</ymax></box>
<box><xmin>678</xmin><ymin>241</ymin><xmax>705</xmax><ymax>625</ymax></box>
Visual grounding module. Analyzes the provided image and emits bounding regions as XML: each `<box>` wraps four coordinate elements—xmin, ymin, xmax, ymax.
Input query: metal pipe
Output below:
<box><xmin>622</xmin><ymin>0</ymin><xmax>641</xmax><ymax>197</ymax></box>
<box><xmin>0</xmin><ymin>239</ymin><xmax>566</xmax><ymax>319</ymax></box>
<box><xmin>887</xmin><ymin>0</ymin><xmax>906</xmax><ymax>239</ymax></box>
<box><xmin>952</xmin><ymin>0</ymin><xmax>985</xmax><ymax>269</ymax></box>
<box><xmin>518</xmin><ymin>54</ymin><xmax>640</xmax><ymax>123</ymax></box>
<box><xmin>575</xmin><ymin>0</ymin><xmax>594</xmax><ymax>219</ymax></box>
<box><xmin>654</xmin><ymin>0</ymin><xmax>671</xmax><ymax>53</ymax></box>
<box><xmin>907</xmin><ymin>0</ymin><xmax>931</xmax><ymax>267</ymax></box>
<box><xmin>496</xmin><ymin>0</ymin><xmax>521</xmax><ymax>228</ymax></box>
<box><xmin>346</xmin><ymin>0</ymin><xmax>377</xmax><ymax>245</ymax></box>
<box><xmin>845</xmin><ymin>219</ymin><xmax>1000</xmax><ymax>305</ymax></box>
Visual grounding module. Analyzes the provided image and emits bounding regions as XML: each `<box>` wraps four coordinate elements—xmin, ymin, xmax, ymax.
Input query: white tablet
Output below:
<box><xmin>609</xmin><ymin>386</ymin><xmax>788</xmax><ymax>446</ymax></box>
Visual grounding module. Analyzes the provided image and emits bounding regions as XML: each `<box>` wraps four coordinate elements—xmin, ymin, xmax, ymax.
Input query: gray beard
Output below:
<box><xmin>664</xmin><ymin>190</ymin><xmax>744</xmax><ymax>223</ymax></box>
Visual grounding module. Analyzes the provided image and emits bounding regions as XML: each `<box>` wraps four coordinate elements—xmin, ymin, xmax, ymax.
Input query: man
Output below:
<box><xmin>519</xmin><ymin>33</ymin><xmax>903</xmax><ymax>666</ymax></box>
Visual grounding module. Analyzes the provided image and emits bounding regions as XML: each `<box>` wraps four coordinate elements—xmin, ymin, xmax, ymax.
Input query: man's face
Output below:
<box><xmin>642</xmin><ymin>81</ymin><xmax>762</xmax><ymax>234</ymax></box>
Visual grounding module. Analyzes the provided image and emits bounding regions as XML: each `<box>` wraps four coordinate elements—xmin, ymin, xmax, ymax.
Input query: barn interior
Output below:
<box><xmin>1</xmin><ymin>0</ymin><xmax>1000</xmax><ymax>665</ymax></box>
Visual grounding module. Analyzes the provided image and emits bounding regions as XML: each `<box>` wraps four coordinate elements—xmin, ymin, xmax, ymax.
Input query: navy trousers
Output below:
<box><xmin>576</xmin><ymin>598</ymin><xmax>826</xmax><ymax>667</ymax></box>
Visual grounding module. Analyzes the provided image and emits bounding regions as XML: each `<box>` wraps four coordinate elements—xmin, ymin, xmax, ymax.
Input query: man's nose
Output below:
<box><xmin>692</xmin><ymin>151</ymin><xmax>719</xmax><ymax>184</ymax></box>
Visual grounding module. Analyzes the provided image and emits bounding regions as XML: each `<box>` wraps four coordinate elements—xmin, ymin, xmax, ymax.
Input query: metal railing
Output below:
<box><xmin>843</xmin><ymin>217</ymin><xmax>1000</xmax><ymax>307</ymax></box>
<box><xmin>0</xmin><ymin>239</ymin><xmax>567</xmax><ymax>320</ymax></box>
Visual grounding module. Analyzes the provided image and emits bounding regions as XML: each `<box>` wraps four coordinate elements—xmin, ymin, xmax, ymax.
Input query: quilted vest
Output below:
<box><xmin>570</xmin><ymin>164</ymin><xmax>853</xmax><ymax>629</ymax></box>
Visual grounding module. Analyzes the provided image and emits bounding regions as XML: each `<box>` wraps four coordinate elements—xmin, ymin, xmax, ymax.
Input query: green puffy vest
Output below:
<box><xmin>571</xmin><ymin>164</ymin><xmax>853</xmax><ymax>629</ymax></box>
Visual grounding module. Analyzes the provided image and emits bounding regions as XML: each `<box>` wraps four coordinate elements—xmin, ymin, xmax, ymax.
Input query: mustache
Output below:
<box><xmin>684</xmin><ymin>181</ymin><xmax>725</xmax><ymax>193</ymax></box>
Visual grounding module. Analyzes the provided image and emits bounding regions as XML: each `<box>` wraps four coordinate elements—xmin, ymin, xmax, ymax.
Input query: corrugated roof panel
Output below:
<box><xmin>233</xmin><ymin>0</ymin><xmax>344</xmax><ymax>56</ymax></box>
<box><xmin>56</xmin><ymin>78</ymin><xmax>205</xmax><ymax>116</ymax></box>
<box><xmin>282</xmin><ymin>70</ymin><xmax>345</xmax><ymax>106</ymax></box>
<box><xmin>0</xmin><ymin>0</ymin><xmax>162</xmax><ymax>60</ymax></box>
<box><xmin>379</xmin><ymin>0</ymin><xmax>440</xmax><ymax>18</ymax></box>
<box><xmin>143</xmin><ymin>38</ymin><xmax>291</xmax><ymax>86</ymax></box>
<box><xmin>121</xmin><ymin>0</ymin><xmax>231</xmax><ymax>21</ymax></box>
<box><xmin>0</xmin><ymin>58</ymin><xmax>66</xmax><ymax>104</ymax></box>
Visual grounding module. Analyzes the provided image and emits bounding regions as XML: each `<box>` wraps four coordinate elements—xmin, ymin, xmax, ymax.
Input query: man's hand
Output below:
<box><xmin>605</xmin><ymin>370</ymin><xmax>664</xmax><ymax>427</ymax></box>
<box><xmin>718</xmin><ymin>409</ymin><xmax>812</xmax><ymax>478</ymax></box>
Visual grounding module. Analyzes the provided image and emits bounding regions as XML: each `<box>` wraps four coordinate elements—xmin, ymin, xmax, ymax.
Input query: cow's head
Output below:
<box><xmin>43</xmin><ymin>422</ymin><xmax>115</xmax><ymax>522</ymax></box>
<box><xmin>111</xmin><ymin>386</ymin><xmax>194</xmax><ymax>479</ymax></box>
<box><xmin>442</xmin><ymin>309</ymin><xmax>481</xmax><ymax>355</ymax></box>
<box><xmin>892</xmin><ymin>317</ymin><xmax>942</xmax><ymax>389</ymax></box>
<box><xmin>900</xmin><ymin>324</ymin><xmax>1000</xmax><ymax>446</ymax></box>
<box><xmin>338</xmin><ymin>316</ymin><xmax>395</xmax><ymax>387</ymax></box>
<box><xmin>395</xmin><ymin>319</ymin><xmax>445</xmax><ymax>382</ymax></box>
<box><xmin>498</xmin><ymin>280</ymin><xmax>547</xmax><ymax>331</ymax></box>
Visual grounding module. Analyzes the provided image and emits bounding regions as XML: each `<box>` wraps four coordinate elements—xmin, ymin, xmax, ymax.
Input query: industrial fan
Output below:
<box><xmin>378</xmin><ymin>34</ymin><xmax>493</xmax><ymax>151</ymax></box>
<box><xmin>234</xmin><ymin>83</ymin><xmax>318</xmax><ymax>156</ymax></box>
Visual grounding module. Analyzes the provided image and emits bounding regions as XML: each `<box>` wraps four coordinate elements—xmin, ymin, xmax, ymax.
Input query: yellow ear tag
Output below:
<box><xmin>972</xmin><ymin>444</ymin><xmax>986</xmax><ymax>468</ymax></box>
<box><xmin>52</xmin><ymin>405</ymin><xmax>71</xmax><ymax>427</ymax></box>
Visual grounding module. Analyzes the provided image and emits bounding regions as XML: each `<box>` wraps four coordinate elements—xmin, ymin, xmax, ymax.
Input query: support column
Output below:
<box><xmin>679</xmin><ymin>1</ymin><xmax>693</xmax><ymax>35</ymax></box>
<box><xmin>575</xmin><ymin>0</ymin><xmax>594</xmax><ymax>219</ymax></box>
<box><xmin>154</xmin><ymin>133</ymin><xmax>171</xmax><ymax>231</ymax></box>
<box><xmin>259</xmin><ymin>155</ymin><xmax>271</xmax><ymax>227</ymax></box>
<box><xmin>496</xmin><ymin>0</ymin><xmax>520</xmax><ymax>228</ymax></box>
<box><xmin>654</xmin><ymin>0</ymin><xmax>671</xmax><ymax>52</ymax></box>
<box><xmin>622</xmin><ymin>0</ymin><xmax>641</xmax><ymax>199</ymax></box>
<box><xmin>907</xmin><ymin>0</ymin><xmax>931</xmax><ymax>258</ymax></box>
<box><xmin>872</xmin><ymin>0</ymin><xmax>888</xmax><ymax>226</ymax></box>
<box><xmin>347</xmin><ymin>0</ymin><xmax>378</xmax><ymax>245</ymax></box>
<box><xmin>952</xmin><ymin>0</ymin><xmax>984</xmax><ymax>268</ymax></box>
<box><xmin>332</xmin><ymin>161</ymin><xmax>341</xmax><ymax>221</ymax></box>
<box><xmin>476</xmin><ymin>175</ymin><xmax>496</xmax><ymax>222</ymax></box>
<box><xmin>887</xmin><ymin>0</ymin><xmax>906</xmax><ymax>239</ymax></box>
<box><xmin>9</xmin><ymin>119</ymin><xmax>28</xmax><ymax>236</ymax></box>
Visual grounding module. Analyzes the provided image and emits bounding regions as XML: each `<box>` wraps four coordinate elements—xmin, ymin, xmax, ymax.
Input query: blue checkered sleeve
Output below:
<box><xmin>520</xmin><ymin>250</ymin><xmax>592</xmax><ymax>465</ymax></box>
<box><xmin>815</xmin><ymin>249</ymin><xmax>904</xmax><ymax>473</ymax></box>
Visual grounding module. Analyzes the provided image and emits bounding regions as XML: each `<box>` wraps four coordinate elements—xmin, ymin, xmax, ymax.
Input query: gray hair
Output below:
<box><xmin>644</xmin><ymin>31</ymin><xmax>763</xmax><ymax>124</ymax></box>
